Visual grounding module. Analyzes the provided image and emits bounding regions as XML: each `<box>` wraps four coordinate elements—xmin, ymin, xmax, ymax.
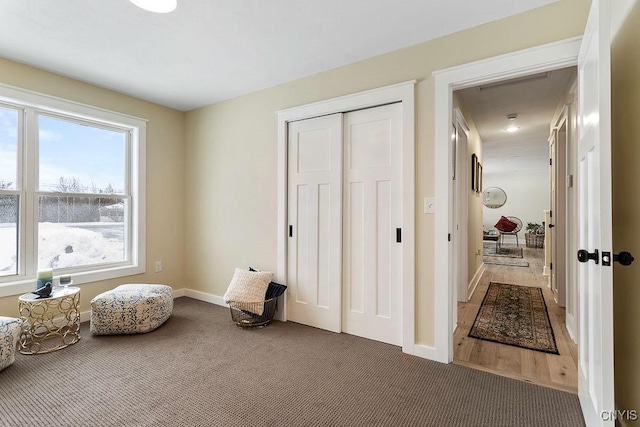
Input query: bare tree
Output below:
<box><xmin>57</xmin><ymin>176</ymin><xmax>85</xmax><ymax>193</ymax></box>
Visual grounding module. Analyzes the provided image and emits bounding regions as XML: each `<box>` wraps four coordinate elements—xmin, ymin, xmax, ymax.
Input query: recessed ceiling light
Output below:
<box><xmin>130</xmin><ymin>0</ymin><xmax>177</xmax><ymax>13</ymax></box>
<box><xmin>505</xmin><ymin>126</ymin><xmax>520</xmax><ymax>133</ymax></box>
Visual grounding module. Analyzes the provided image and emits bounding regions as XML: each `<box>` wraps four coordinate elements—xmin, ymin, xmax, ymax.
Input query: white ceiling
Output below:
<box><xmin>0</xmin><ymin>0</ymin><xmax>559</xmax><ymax>111</ymax></box>
<box><xmin>456</xmin><ymin>67</ymin><xmax>575</xmax><ymax>174</ymax></box>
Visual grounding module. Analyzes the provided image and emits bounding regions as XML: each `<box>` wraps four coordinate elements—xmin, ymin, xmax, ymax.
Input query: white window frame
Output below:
<box><xmin>0</xmin><ymin>83</ymin><xmax>146</xmax><ymax>297</ymax></box>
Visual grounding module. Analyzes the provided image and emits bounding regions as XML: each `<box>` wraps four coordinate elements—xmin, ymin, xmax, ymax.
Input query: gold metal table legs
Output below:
<box><xmin>18</xmin><ymin>287</ymin><xmax>81</xmax><ymax>354</ymax></box>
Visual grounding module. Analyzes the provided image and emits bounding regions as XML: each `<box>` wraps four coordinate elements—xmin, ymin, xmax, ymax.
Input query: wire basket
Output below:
<box><xmin>525</xmin><ymin>233</ymin><xmax>545</xmax><ymax>248</ymax></box>
<box><xmin>229</xmin><ymin>297</ymin><xmax>278</xmax><ymax>328</ymax></box>
<box><xmin>228</xmin><ymin>282</ymin><xmax>286</xmax><ymax>328</ymax></box>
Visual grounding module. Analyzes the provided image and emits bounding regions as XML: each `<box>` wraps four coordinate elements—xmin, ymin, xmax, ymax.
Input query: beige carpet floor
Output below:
<box><xmin>0</xmin><ymin>297</ymin><xmax>584</xmax><ymax>426</ymax></box>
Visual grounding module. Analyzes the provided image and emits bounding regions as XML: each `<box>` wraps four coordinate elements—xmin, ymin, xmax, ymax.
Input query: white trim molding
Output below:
<box><xmin>276</xmin><ymin>81</ymin><xmax>417</xmax><ymax>355</ymax></box>
<box><xmin>467</xmin><ymin>263</ymin><xmax>486</xmax><ymax>301</ymax></box>
<box><xmin>432</xmin><ymin>37</ymin><xmax>581</xmax><ymax>363</ymax></box>
<box><xmin>181</xmin><ymin>289</ymin><xmax>227</xmax><ymax>307</ymax></box>
<box><xmin>453</xmin><ymin>108</ymin><xmax>470</xmax><ymax>306</ymax></box>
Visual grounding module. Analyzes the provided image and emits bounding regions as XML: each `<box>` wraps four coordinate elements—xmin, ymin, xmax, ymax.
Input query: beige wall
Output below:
<box><xmin>0</xmin><ymin>58</ymin><xmax>186</xmax><ymax>317</ymax></box>
<box><xmin>467</xmin><ymin>145</ymin><xmax>484</xmax><ymax>283</ymax></box>
<box><xmin>453</xmin><ymin>95</ymin><xmax>485</xmax><ymax>285</ymax></box>
<box><xmin>185</xmin><ymin>0</ymin><xmax>590</xmax><ymax>347</ymax></box>
<box><xmin>611</xmin><ymin>0</ymin><xmax>640</xmax><ymax>417</ymax></box>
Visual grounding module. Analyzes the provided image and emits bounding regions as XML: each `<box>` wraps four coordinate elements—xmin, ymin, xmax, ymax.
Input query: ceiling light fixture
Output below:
<box><xmin>505</xmin><ymin>113</ymin><xmax>519</xmax><ymax>132</ymax></box>
<box><xmin>129</xmin><ymin>0</ymin><xmax>177</xmax><ymax>13</ymax></box>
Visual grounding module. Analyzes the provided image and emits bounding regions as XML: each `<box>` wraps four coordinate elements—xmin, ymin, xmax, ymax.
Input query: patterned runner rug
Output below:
<box><xmin>483</xmin><ymin>245</ymin><xmax>523</xmax><ymax>258</ymax></box>
<box><xmin>483</xmin><ymin>258</ymin><xmax>529</xmax><ymax>267</ymax></box>
<box><xmin>468</xmin><ymin>282</ymin><xmax>559</xmax><ymax>354</ymax></box>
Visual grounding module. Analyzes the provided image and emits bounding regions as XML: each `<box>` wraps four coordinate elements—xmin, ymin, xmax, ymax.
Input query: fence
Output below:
<box><xmin>0</xmin><ymin>195</ymin><xmax>123</xmax><ymax>223</ymax></box>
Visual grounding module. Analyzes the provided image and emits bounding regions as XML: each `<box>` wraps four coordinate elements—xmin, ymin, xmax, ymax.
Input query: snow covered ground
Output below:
<box><xmin>0</xmin><ymin>222</ymin><xmax>124</xmax><ymax>276</ymax></box>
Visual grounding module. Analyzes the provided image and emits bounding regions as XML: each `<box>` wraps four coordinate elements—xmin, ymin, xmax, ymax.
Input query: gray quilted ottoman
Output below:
<box><xmin>90</xmin><ymin>284</ymin><xmax>173</xmax><ymax>335</ymax></box>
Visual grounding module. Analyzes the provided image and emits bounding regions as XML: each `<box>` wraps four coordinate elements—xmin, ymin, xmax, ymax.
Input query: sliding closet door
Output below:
<box><xmin>287</xmin><ymin>114</ymin><xmax>343</xmax><ymax>332</ymax></box>
<box><xmin>343</xmin><ymin>103</ymin><xmax>402</xmax><ymax>346</ymax></box>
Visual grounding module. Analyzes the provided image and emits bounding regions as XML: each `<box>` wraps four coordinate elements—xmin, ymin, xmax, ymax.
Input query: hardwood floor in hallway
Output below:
<box><xmin>453</xmin><ymin>243</ymin><xmax>578</xmax><ymax>393</ymax></box>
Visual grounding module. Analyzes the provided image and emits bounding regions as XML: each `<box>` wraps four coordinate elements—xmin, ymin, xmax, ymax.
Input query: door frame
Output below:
<box><xmin>453</xmin><ymin>108</ymin><xmax>470</xmax><ymax>307</ymax></box>
<box><xmin>432</xmin><ymin>37</ymin><xmax>582</xmax><ymax>363</ymax></box>
<box><xmin>276</xmin><ymin>81</ymin><xmax>416</xmax><ymax>355</ymax></box>
<box><xmin>564</xmin><ymin>80</ymin><xmax>580</xmax><ymax>343</ymax></box>
<box><xmin>550</xmin><ymin>107</ymin><xmax>570</xmax><ymax>309</ymax></box>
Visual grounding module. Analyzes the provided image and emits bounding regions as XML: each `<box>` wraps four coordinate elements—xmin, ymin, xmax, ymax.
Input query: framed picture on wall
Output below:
<box><xmin>477</xmin><ymin>163</ymin><xmax>483</xmax><ymax>193</ymax></box>
<box><xmin>471</xmin><ymin>153</ymin><xmax>477</xmax><ymax>191</ymax></box>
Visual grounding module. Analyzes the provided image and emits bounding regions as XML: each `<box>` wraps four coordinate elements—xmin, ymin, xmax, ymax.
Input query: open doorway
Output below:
<box><xmin>450</xmin><ymin>67</ymin><xmax>579</xmax><ymax>393</ymax></box>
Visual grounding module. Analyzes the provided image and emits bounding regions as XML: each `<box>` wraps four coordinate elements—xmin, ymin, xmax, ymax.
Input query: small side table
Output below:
<box><xmin>18</xmin><ymin>286</ymin><xmax>81</xmax><ymax>354</ymax></box>
<box><xmin>483</xmin><ymin>232</ymin><xmax>501</xmax><ymax>251</ymax></box>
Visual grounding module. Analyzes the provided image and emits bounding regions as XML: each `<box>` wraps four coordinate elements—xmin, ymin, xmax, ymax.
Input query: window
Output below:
<box><xmin>0</xmin><ymin>85</ymin><xmax>146</xmax><ymax>295</ymax></box>
<box><xmin>0</xmin><ymin>105</ymin><xmax>19</xmax><ymax>278</ymax></box>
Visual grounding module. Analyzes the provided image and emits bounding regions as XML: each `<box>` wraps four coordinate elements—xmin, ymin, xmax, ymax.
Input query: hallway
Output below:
<box><xmin>453</xmin><ymin>244</ymin><xmax>578</xmax><ymax>393</ymax></box>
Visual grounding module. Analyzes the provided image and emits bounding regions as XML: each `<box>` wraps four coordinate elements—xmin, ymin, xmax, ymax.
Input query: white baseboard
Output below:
<box><xmin>543</xmin><ymin>266</ymin><xmax>550</xmax><ymax>276</ymax></box>
<box><xmin>178</xmin><ymin>289</ymin><xmax>288</xmax><ymax>321</ymax></box>
<box><xmin>467</xmin><ymin>263</ymin><xmax>485</xmax><ymax>300</ymax></box>
<box><xmin>180</xmin><ymin>289</ymin><xmax>228</xmax><ymax>307</ymax></box>
<box><xmin>566</xmin><ymin>312</ymin><xmax>578</xmax><ymax>343</ymax></box>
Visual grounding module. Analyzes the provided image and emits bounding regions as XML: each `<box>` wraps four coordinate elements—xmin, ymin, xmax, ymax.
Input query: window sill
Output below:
<box><xmin>0</xmin><ymin>264</ymin><xmax>146</xmax><ymax>298</ymax></box>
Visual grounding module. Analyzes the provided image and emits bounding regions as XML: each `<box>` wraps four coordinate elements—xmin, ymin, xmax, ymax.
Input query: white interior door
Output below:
<box><xmin>577</xmin><ymin>0</ymin><xmax>615</xmax><ymax>424</ymax></box>
<box><xmin>342</xmin><ymin>103</ymin><xmax>402</xmax><ymax>346</ymax></box>
<box><xmin>287</xmin><ymin>114</ymin><xmax>343</xmax><ymax>332</ymax></box>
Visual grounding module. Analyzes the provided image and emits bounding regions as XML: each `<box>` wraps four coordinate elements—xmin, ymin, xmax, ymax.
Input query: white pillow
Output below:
<box><xmin>223</xmin><ymin>268</ymin><xmax>273</xmax><ymax>315</ymax></box>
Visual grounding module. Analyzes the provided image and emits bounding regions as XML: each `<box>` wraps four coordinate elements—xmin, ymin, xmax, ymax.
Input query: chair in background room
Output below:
<box><xmin>495</xmin><ymin>216</ymin><xmax>523</xmax><ymax>247</ymax></box>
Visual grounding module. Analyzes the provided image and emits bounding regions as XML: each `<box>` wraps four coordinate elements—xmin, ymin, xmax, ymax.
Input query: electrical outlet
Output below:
<box><xmin>154</xmin><ymin>261</ymin><xmax>162</xmax><ymax>273</ymax></box>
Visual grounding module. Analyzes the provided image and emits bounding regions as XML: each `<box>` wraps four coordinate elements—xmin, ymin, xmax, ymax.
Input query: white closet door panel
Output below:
<box><xmin>317</xmin><ymin>183</ymin><xmax>331</xmax><ymax>308</ymax></box>
<box><xmin>348</xmin><ymin>181</ymin><xmax>365</xmax><ymax>313</ymax></box>
<box><xmin>343</xmin><ymin>103</ymin><xmax>402</xmax><ymax>346</ymax></box>
<box><xmin>349</xmin><ymin>119</ymin><xmax>392</xmax><ymax>169</ymax></box>
<box><xmin>376</xmin><ymin>180</ymin><xmax>392</xmax><ymax>319</ymax></box>
<box><xmin>287</xmin><ymin>114</ymin><xmax>342</xmax><ymax>333</ymax></box>
<box><xmin>293</xmin><ymin>184</ymin><xmax>310</xmax><ymax>304</ymax></box>
<box><xmin>296</xmin><ymin>129</ymin><xmax>332</xmax><ymax>173</ymax></box>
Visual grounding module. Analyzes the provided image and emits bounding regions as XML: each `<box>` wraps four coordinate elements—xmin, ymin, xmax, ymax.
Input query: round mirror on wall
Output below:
<box><xmin>482</xmin><ymin>187</ymin><xmax>507</xmax><ymax>208</ymax></box>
